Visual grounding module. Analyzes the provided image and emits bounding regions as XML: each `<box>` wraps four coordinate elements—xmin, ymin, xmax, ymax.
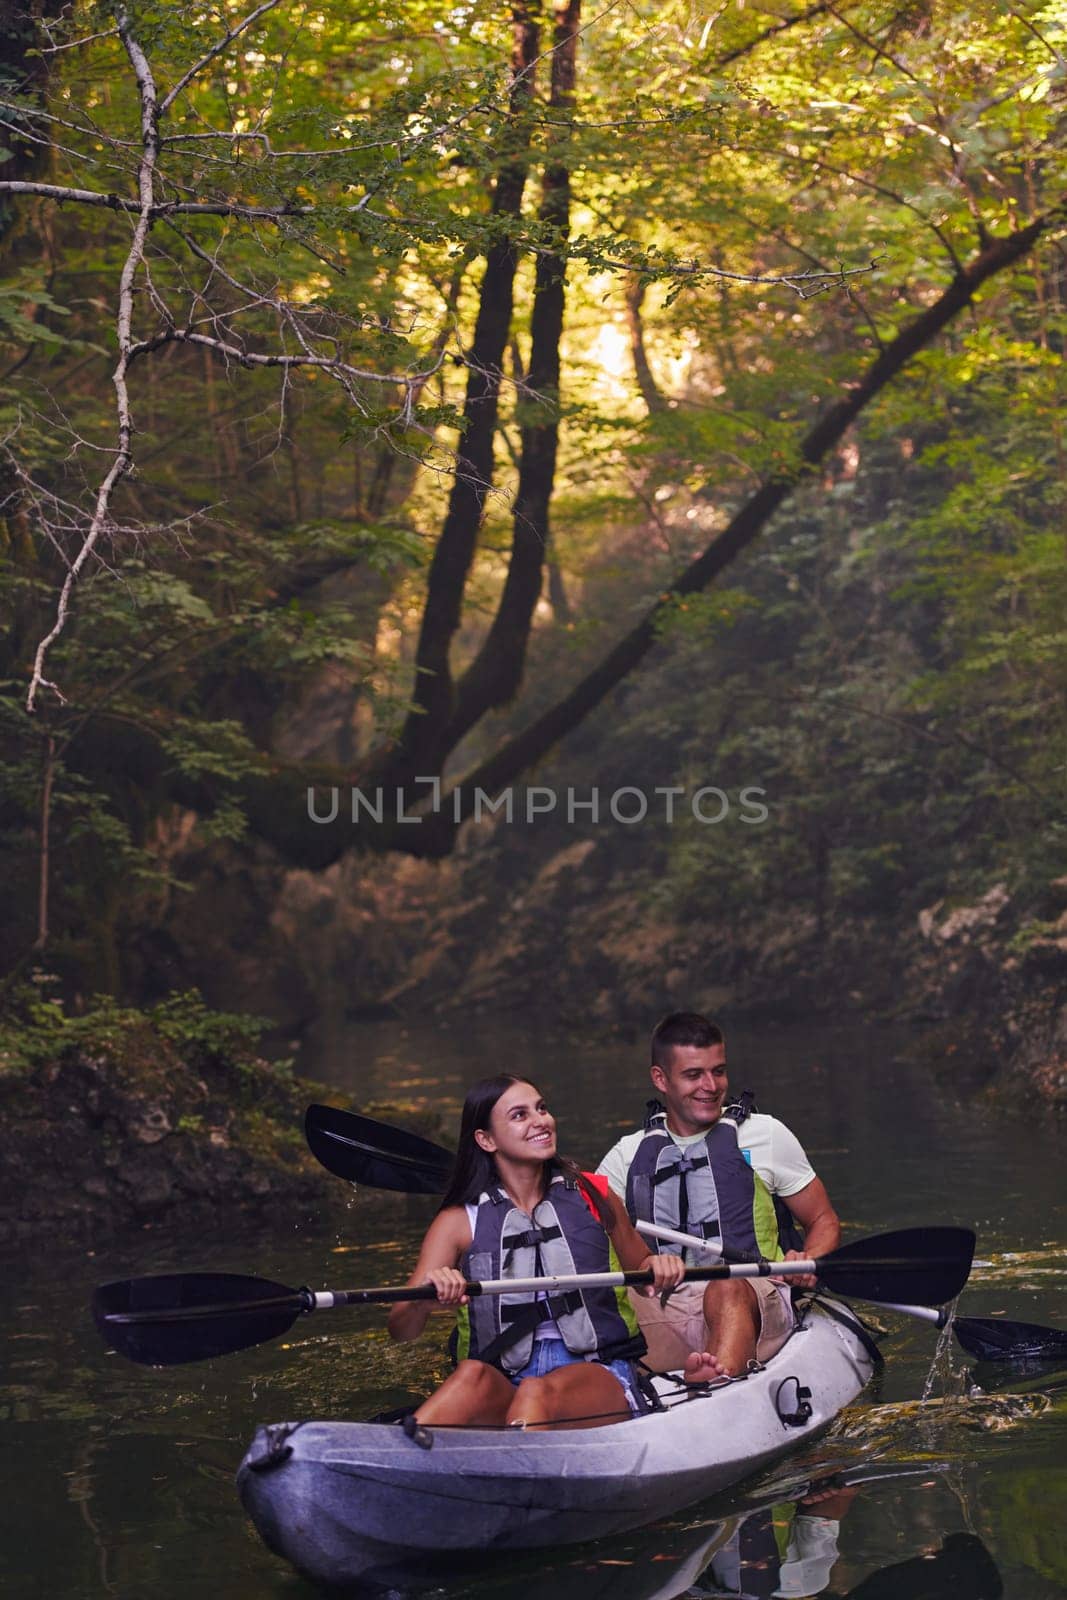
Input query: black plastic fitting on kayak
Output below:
<box><xmin>246</xmin><ymin>1423</ymin><xmax>300</xmax><ymax>1472</ymax></box>
<box><xmin>401</xmin><ymin>1413</ymin><xmax>434</xmax><ymax>1450</ymax></box>
<box><xmin>775</xmin><ymin>1376</ymin><xmax>813</xmax><ymax>1427</ymax></box>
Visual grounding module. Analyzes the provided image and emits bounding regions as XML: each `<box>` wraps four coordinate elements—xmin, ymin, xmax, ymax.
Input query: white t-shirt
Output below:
<box><xmin>702</xmin><ymin>1514</ymin><xmax>841</xmax><ymax>1598</ymax></box>
<box><xmin>595</xmin><ymin>1112</ymin><xmax>816</xmax><ymax>1203</ymax></box>
<box><xmin>774</xmin><ymin>1515</ymin><xmax>842</xmax><ymax>1597</ymax></box>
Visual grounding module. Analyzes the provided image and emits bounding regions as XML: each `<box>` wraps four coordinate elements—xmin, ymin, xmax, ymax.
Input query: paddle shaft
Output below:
<box><xmin>634</xmin><ymin>1219</ymin><xmax>950</xmax><ymax>1329</ymax></box>
<box><xmin>321</xmin><ymin>1258</ymin><xmax>826</xmax><ymax>1305</ymax></box>
<box><xmin>104</xmin><ymin>1250</ymin><xmax>951</xmax><ymax>1331</ymax></box>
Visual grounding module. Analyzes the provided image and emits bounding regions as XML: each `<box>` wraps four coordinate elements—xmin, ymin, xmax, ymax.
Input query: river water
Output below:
<box><xmin>3</xmin><ymin>1020</ymin><xmax>1065</xmax><ymax>1598</ymax></box>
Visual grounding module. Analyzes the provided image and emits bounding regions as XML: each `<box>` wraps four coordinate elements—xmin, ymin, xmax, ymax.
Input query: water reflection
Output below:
<box><xmin>843</xmin><ymin>1531</ymin><xmax>1002</xmax><ymax>1600</ymax></box>
<box><xmin>307</xmin><ymin>1468</ymin><xmax>1004</xmax><ymax>1600</ymax></box>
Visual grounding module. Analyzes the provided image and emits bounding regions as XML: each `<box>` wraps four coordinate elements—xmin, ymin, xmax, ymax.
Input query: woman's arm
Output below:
<box><xmin>599</xmin><ymin>1189</ymin><xmax>686</xmax><ymax>1296</ymax></box>
<box><xmin>387</xmin><ymin>1207</ymin><xmax>472</xmax><ymax>1343</ymax></box>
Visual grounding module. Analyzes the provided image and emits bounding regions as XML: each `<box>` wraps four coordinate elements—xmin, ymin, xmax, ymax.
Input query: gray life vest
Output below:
<box><xmin>624</xmin><ymin>1100</ymin><xmax>778</xmax><ymax>1266</ymax></box>
<box><xmin>456</xmin><ymin>1173</ymin><xmax>645</xmax><ymax>1375</ymax></box>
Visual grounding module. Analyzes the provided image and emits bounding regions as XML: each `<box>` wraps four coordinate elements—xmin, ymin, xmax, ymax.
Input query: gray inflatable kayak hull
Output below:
<box><xmin>237</xmin><ymin>1302</ymin><xmax>874</xmax><ymax>1589</ymax></box>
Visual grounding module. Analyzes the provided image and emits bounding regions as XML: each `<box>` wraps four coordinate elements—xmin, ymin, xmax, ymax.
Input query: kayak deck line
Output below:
<box><xmin>242</xmin><ymin>1361</ymin><xmax>747</xmax><ymax>1475</ymax></box>
<box><xmin>237</xmin><ymin>1299</ymin><xmax>878</xmax><ymax>1588</ymax></box>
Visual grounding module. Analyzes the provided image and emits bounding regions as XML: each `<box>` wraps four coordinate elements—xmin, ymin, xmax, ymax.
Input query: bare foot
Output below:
<box><xmin>683</xmin><ymin>1349</ymin><xmax>732</xmax><ymax>1384</ymax></box>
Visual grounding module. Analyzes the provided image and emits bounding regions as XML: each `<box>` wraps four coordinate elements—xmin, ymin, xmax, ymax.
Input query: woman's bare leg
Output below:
<box><xmin>415</xmin><ymin>1358</ymin><xmax>515</xmax><ymax>1425</ymax></box>
<box><xmin>506</xmin><ymin>1363</ymin><xmax>631</xmax><ymax>1431</ymax></box>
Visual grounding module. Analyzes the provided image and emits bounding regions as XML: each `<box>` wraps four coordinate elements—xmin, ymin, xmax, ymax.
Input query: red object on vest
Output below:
<box><xmin>580</xmin><ymin>1170</ymin><xmax>610</xmax><ymax>1217</ymax></box>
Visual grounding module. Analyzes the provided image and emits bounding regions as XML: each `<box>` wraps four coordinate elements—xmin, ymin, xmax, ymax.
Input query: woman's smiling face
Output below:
<box><xmin>477</xmin><ymin>1080</ymin><xmax>557</xmax><ymax>1164</ymax></box>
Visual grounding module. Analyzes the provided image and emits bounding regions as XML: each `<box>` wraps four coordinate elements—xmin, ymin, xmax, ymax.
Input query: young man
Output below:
<box><xmin>596</xmin><ymin>1011</ymin><xmax>840</xmax><ymax>1379</ymax></box>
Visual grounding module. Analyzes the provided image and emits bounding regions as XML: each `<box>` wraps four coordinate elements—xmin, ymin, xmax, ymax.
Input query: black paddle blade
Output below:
<box><xmin>305</xmin><ymin>1103</ymin><xmax>452</xmax><ymax>1195</ymax></box>
<box><xmin>952</xmin><ymin>1314</ymin><xmax>1067</xmax><ymax>1364</ymax></box>
<box><xmin>93</xmin><ymin>1273</ymin><xmax>305</xmax><ymax>1366</ymax></box>
<box><xmin>820</xmin><ymin>1226</ymin><xmax>975</xmax><ymax>1307</ymax></box>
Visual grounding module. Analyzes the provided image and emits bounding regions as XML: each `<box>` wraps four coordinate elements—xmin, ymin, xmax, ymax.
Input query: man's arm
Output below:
<box><xmin>784</xmin><ymin>1177</ymin><xmax>840</xmax><ymax>1258</ymax></box>
<box><xmin>760</xmin><ymin>1116</ymin><xmax>839</xmax><ymax>1278</ymax></box>
<box><xmin>594</xmin><ymin>1133</ymin><xmax>636</xmax><ymax>1200</ymax></box>
<box><xmin>781</xmin><ymin>1177</ymin><xmax>841</xmax><ymax>1287</ymax></box>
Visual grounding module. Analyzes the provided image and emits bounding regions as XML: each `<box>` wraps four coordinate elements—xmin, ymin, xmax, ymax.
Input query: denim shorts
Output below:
<box><xmin>507</xmin><ymin>1336</ymin><xmax>645</xmax><ymax>1415</ymax></box>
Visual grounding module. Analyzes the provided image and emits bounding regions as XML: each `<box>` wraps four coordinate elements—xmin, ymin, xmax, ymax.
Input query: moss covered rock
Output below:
<box><xmin>0</xmin><ymin>989</ymin><xmax>396</xmax><ymax>1249</ymax></box>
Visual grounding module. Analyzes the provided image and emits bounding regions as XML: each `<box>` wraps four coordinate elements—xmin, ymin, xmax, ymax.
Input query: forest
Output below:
<box><xmin>0</xmin><ymin>0</ymin><xmax>1064</xmax><ymax>1090</ymax></box>
<box><xmin>3</xmin><ymin>19</ymin><xmax>1067</xmax><ymax>1598</ymax></box>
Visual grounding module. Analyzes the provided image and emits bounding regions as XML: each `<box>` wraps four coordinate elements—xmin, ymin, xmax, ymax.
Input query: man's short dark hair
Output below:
<box><xmin>650</xmin><ymin>1011</ymin><xmax>725</xmax><ymax>1070</ymax></box>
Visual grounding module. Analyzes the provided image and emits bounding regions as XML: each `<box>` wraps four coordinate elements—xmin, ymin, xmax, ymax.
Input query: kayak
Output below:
<box><xmin>237</xmin><ymin>1298</ymin><xmax>877</xmax><ymax>1590</ymax></box>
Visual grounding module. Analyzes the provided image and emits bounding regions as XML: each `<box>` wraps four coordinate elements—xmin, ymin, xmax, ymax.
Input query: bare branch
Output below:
<box><xmin>27</xmin><ymin>6</ymin><xmax>162</xmax><ymax>712</ymax></box>
<box><xmin>159</xmin><ymin>1</ymin><xmax>283</xmax><ymax>115</ymax></box>
<box><xmin>711</xmin><ymin>0</ymin><xmax>834</xmax><ymax>70</ymax></box>
<box><xmin>585</xmin><ymin>248</ymin><xmax>882</xmax><ymax>298</ymax></box>
<box><xmin>799</xmin><ymin>155</ymin><xmax>966</xmax><ymax>276</ymax></box>
<box><xmin>130</xmin><ymin>324</ymin><xmax>445</xmax><ymax>399</ymax></box>
<box><xmin>0</xmin><ymin>180</ymin><xmax>142</xmax><ymax>208</ymax></box>
<box><xmin>1009</xmin><ymin>7</ymin><xmax>1067</xmax><ymax>65</ymax></box>
<box><xmin>17</xmin><ymin>0</ymin><xmax>462</xmax><ymax>711</ymax></box>
<box><xmin>39</xmin><ymin>24</ymin><xmax>120</xmax><ymax>54</ymax></box>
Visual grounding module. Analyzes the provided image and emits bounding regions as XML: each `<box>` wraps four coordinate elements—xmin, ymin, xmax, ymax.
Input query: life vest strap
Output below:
<box><xmin>649</xmin><ymin>1153</ymin><xmax>710</xmax><ymax>1185</ymax></box>
<box><xmin>479</xmin><ymin>1291</ymin><xmax>585</xmax><ymax>1366</ymax></box>
<box><xmin>501</xmin><ymin>1223</ymin><xmax>562</xmax><ymax>1267</ymax></box>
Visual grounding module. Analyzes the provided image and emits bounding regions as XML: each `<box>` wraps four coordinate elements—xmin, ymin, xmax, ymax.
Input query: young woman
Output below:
<box><xmin>388</xmin><ymin>1074</ymin><xmax>685</xmax><ymax>1430</ymax></box>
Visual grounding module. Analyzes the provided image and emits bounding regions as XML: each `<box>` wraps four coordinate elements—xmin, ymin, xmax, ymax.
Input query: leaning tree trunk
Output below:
<box><xmin>431</xmin><ymin>208</ymin><xmax>1059</xmax><ymax>837</ymax></box>
<box><xmin>242</xmin><ymin>202</ymin><xmax>1062</xmax><ymax>862</ymax></box>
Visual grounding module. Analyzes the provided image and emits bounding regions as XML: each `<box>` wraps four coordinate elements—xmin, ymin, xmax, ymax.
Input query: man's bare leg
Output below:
<box><xmin>683</xmin><ymin>1278</ymin><xmax>760</xmax><ymax>1381</ymax></box>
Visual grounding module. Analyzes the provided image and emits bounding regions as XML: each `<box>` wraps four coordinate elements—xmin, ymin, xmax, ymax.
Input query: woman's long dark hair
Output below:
<box><xmin>438</xmin><ymin>1074</ymin><xmax>608</xmax><ymax>1225</ymax></box>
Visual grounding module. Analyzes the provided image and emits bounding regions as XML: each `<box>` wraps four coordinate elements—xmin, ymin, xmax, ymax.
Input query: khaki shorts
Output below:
<box><xmin>629</xmin><ymin>1277</ymin><xmax>795</xmax><ymax>1372</ymax></box>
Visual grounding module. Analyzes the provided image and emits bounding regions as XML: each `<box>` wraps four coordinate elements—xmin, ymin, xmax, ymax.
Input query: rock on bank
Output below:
<box><xmin>0</xmin><ymin>991</ymin><xmax>425</xmax><ymax>1250</ymax></box>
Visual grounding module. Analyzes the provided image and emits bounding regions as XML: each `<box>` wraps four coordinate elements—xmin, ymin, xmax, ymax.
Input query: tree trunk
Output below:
<box><xmin>442</xmin><ymin>0</ymin><xmax>581</xmax><ymax>751</ymax></box>
<box><xmin>34</xmin><ymin>734</ymin><xmax>55</xmax><ymax>951</ymax></box>
<box><xmin>812</xmin><ymin>824</ymin><xmax>828</xmax><ymax>949</ymax></box>
<box><xmin>391</xmin><ymin>5</ymin><xmax>541</xmax><ymax>779</ymax></box>
<box><xmin>624</xmin><ymin>275</ymin><xmax>667</xmax><ymax>414</ymax></box>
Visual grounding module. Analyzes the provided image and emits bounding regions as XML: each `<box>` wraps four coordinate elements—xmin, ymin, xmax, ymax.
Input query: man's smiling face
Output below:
<box><xmin>651</xmin><ymin>1043</ymin><xmax>729</xmax><ymax>1137</ymax></box>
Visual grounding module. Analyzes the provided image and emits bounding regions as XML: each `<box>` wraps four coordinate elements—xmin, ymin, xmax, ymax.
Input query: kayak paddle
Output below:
<box><xmin>305</xmin><ymin>1103</ymin><xmax>452</xmax><ymax>1195</ymax></box>
<box><xmin>305</xmin><ymin>1103</ymin><xmax>1067</xmax><ymax>1365</ymax></box>
<box><xmin>635</xmin><ymin>1216</ymin><xmax>959</xmax><ymax>1318</ymax></box>
<box><xmin>635</xmin><ymin>1221</ymin><xmax>1067</xmax><ymax>1362</ymax></box>
<box><xmin>94</xmin><ymin>1226</ymin><xmax>973</xmax><ymax>1366</ymax></box>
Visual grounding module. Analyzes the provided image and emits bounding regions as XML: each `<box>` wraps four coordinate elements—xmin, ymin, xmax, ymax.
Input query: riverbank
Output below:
<box><xmin>0</xmin><ymin>989</ymin><xmax>439</xmax><ymax>1252</ymax></box>
<box><xmin>255</xmin><ymin>845</ymin><xmax>1067</xmax><ymax>1114</ymax></box>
